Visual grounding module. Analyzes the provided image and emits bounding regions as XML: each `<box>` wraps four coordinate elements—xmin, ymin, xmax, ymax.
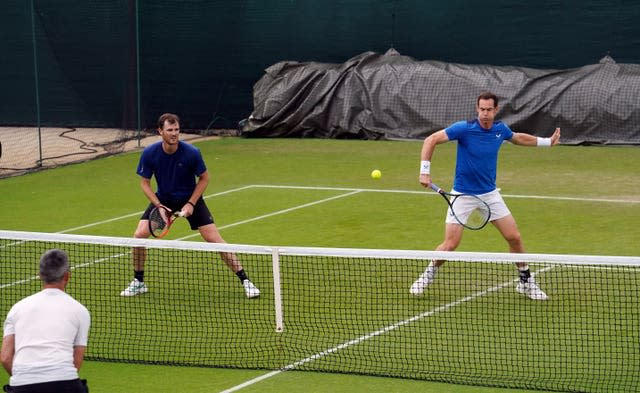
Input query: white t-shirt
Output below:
<box><xmin>3</xmin><ymin>288</ymin><xmax>91</xmax><ymax>386</ymax></box>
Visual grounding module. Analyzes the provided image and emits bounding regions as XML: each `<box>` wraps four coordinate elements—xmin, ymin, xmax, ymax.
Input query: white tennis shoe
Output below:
<box><xmin>516</xmin><ymin>278</ymin><xmax>548</xmax><ymax>300</ymax></box>
<box><xmin>410</xmin><ymin>268</ymin><xmax>436</xmax><ymax>296</ymax></box>
<box><xmin>120</xmin><ymin>278</ymin><xmax>148</xmax><ymax>297</ymax></box>
<box><xmin>243</xmin><ymin>279</ymin><xmax>260</xmax><ymax>298</ymax></box>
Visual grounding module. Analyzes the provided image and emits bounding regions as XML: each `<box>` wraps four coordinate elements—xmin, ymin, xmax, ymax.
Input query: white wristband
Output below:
<box><xmin>419</xmin><ymin>160</ymin><xmax>431</xmax><ymax>175</ymax></box>
<box><xmin>536</xmin><ymin>137</ymin><xmax>551</xmax><ymax>147</ymax></box>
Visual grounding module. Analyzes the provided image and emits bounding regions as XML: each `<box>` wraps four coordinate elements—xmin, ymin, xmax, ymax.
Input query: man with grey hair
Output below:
<box><xmin>1</xmin><ymin>249</ymin><xmax>91</xmax><ymax>393</ymax></box>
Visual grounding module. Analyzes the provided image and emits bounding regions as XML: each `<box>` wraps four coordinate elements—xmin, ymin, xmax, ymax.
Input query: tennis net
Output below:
<box><xmin>1</xmin><ymin>230</ymin><xmax>638</xmax><ymax>392</ymax></box>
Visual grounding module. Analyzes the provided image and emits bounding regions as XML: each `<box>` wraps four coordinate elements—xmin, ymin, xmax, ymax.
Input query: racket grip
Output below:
<box><xmin>429</xmin><ymin>183</ymin><xmax>443</xmax><ymax>193</ymax></box>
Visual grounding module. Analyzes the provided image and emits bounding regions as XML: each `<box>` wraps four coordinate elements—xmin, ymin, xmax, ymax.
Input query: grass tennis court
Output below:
<box><xmin>1</xmin><ymin>137</ymin><xmax>639</xmax><ymax>392</ymax></box>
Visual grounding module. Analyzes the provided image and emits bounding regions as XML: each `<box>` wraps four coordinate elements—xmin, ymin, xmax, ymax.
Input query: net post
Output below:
<box><xmin>271</xmin><ymin>247</ymin><xmax>284</xmax><ymax>332</ymax></box>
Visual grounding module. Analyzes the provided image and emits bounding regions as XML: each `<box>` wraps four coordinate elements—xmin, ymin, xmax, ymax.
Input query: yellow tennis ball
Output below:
<box><xmin>371</xmin><ymin>169</ymin><xmax>382</xmax><ymax>179</ymax></box>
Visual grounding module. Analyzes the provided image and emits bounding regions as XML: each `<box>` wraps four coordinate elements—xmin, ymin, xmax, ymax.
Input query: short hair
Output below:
<box><xmin>157</xmin><ymin>113</ymin><xmax>180</xmax><ymax>129</ymax></box>
<box><xmin>39</xmin><ymin>249</ymin><xmax>70</xmax><ymax>284</ymax></box>
<box><xmin>476</xmin><ymin>92</ymin><xmax>498</xmax><ymax>108</ymax></box>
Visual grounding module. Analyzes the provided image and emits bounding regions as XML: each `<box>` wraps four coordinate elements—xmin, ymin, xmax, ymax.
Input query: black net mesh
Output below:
<box><xmin>1</xmin><ymin>231</ymin><xmax>639</xmax><ymax>392</ymax></box>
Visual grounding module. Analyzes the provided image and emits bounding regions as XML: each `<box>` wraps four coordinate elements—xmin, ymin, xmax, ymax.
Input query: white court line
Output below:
<box><xmin>220</xmin><ymin>266</ymin><xmax>556</xmax><ymax>393</ymax></box>
<box><xmin>0</xmin><ymin>275</ymin><xmax>39</xmax><ymax>290</ymax></box>
<box><xmin>252</xmin><ymin>184</ymin><xmax>640</xmax><ymax>204</ymax></box>
<box><xmin>57</xmin><ymin>185</ymin><xmax>256</xmax><ymax>234</ymax></box>
<box><xmin>55</xmin><ymin>184</ymin><xmax>640</xmax><ymax>235</ymax></box>
<box><xmin>501</xmin><ymin>194</ymin><xmax>639</xmax><ymax>204</ymax></box>
<box><xmin>174</xmin><ymin>190</ymin><xmax>362</xmax><ymax>241</ymax></box>
<box><xmin>0</xmin><ymin>189</ymin><xmax>363</xmax><ymax>288</ymax></box>
<box><xmin>0</xmin><ymin>254</ymin><xmax>129</xmax><ymax>290</ymax></box>
<box><xmin>3</xmin><ymin>184</ymin><xmax>636</xmax><ymax>288</ymax></box>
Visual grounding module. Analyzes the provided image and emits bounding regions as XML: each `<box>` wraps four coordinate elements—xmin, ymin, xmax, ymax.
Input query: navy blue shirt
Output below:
<box><xmin>445</xmin><ymin>119</ymin><xmax>514</xmax><ymax>194</ymax></box>
<box><xmin>136</xmin><ymin>141</ymin><xmax>207</xmax><ymax>201</ymax></box>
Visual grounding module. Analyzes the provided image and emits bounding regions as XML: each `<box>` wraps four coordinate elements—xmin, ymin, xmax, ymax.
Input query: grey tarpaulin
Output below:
<box><xmin>241</xmin><ymin>49</ymin><xmax>640</xmax><ymax>145</ymax></box>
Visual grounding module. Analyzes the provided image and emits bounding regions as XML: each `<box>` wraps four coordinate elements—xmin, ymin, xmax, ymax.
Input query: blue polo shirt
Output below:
<box><xmin>445</xmin><ymin>119</ymin><xmax>514</xmax><ymax>194</ymax></box>
<box><xmin>136</xmin><ymin>141</ymin><xmax>207</xmax><ymax>202</ymax></box>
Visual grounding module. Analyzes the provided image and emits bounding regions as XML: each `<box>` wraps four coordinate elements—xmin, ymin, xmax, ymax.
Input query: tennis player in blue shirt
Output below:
<box><xmin>410</xmin><ymin>92</ymin><xmax>560</xmax><ymax>300</ymax></box>
<box><xmin>120</xmin><ymin>113</ymin><xmax>260</xmax><ymax>298</ymax></box>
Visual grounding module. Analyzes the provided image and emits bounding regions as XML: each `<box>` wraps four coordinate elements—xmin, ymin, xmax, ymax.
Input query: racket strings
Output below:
<box><xmin>149</xmin><ymin>208</ymin><xmax>169</xmax><ymax>235</ymax></box>
<box><xmin>450</xmin><ymin>195</ymin><xmax>490</xmax><ymax>230</ymax></box>
<box><xmin>467</xmin><ymin>205</ymin><xmax>490</xmax><ymax>228</ymax></box>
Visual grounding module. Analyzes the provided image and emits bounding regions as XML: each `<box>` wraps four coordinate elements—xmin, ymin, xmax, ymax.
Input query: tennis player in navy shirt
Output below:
<box><xmin>410</xmin><ymin>92</ymin><xmax>560</xmax><ymax>300</ymax></box>
<box><xmin>120</xmin><ymin>113</ymin><xmax>260</xmax><ymax>298</ymax></box>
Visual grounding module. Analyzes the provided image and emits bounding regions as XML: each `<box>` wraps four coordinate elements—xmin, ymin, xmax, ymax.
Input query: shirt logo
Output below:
<box><xmin>495</xmin><ymin>133</ymin><xmax>502</xmax><ymax>138</ymax></box>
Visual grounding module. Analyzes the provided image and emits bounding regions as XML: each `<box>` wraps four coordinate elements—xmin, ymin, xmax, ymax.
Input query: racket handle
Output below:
<box><xmin>429</xmin><ymin>183</ymin><xmax>443</xmax><ymax>193</ymax></box>
<box><xmin>177</xmin><ymin>211</ymin><xmax>186</xmax><ymax>217</ymax></box>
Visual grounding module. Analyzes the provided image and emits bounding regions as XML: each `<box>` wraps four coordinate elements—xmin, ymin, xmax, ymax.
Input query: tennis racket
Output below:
<box><xmin>430</xmin><ymin>183</ymin><xmax>491</xmax><ymax>230</ymax></box>
<box><xmin>148</xmin><ymin>206</ymin><xmax>184</xmax><ymax>238</ymax></box>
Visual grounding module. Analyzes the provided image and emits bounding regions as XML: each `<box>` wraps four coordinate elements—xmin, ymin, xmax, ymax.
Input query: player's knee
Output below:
<box><xmin>439</xmin><ymin>241</ymin><xmax>459</xmax><ymax>251</ymax></box>
<box><xmin>133</xmin><ymin>228</ymin><xmax>149</xmax><ymax>239</ymax></box>
<box><xmin>505</xmin><ymin>231</ymin><xmax>522</xmax><ymax>246</ymax></box>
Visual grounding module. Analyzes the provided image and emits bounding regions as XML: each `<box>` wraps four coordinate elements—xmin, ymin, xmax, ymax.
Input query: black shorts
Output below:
<box><xmin>141</xmin><ymin>197</ymin><xmax>215</xmax><ymax>230</ymax></box>
<box><xmin>4</xmin><ymin>378</ymin><xmax>88</xmax><ymax>393</ymax></box>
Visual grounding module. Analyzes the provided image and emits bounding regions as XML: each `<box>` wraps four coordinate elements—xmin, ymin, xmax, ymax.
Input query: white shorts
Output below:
<box><xmin>445</xmin><ymin>188</ymin><xmax>511</xmax><ymax>225</ymax></box>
